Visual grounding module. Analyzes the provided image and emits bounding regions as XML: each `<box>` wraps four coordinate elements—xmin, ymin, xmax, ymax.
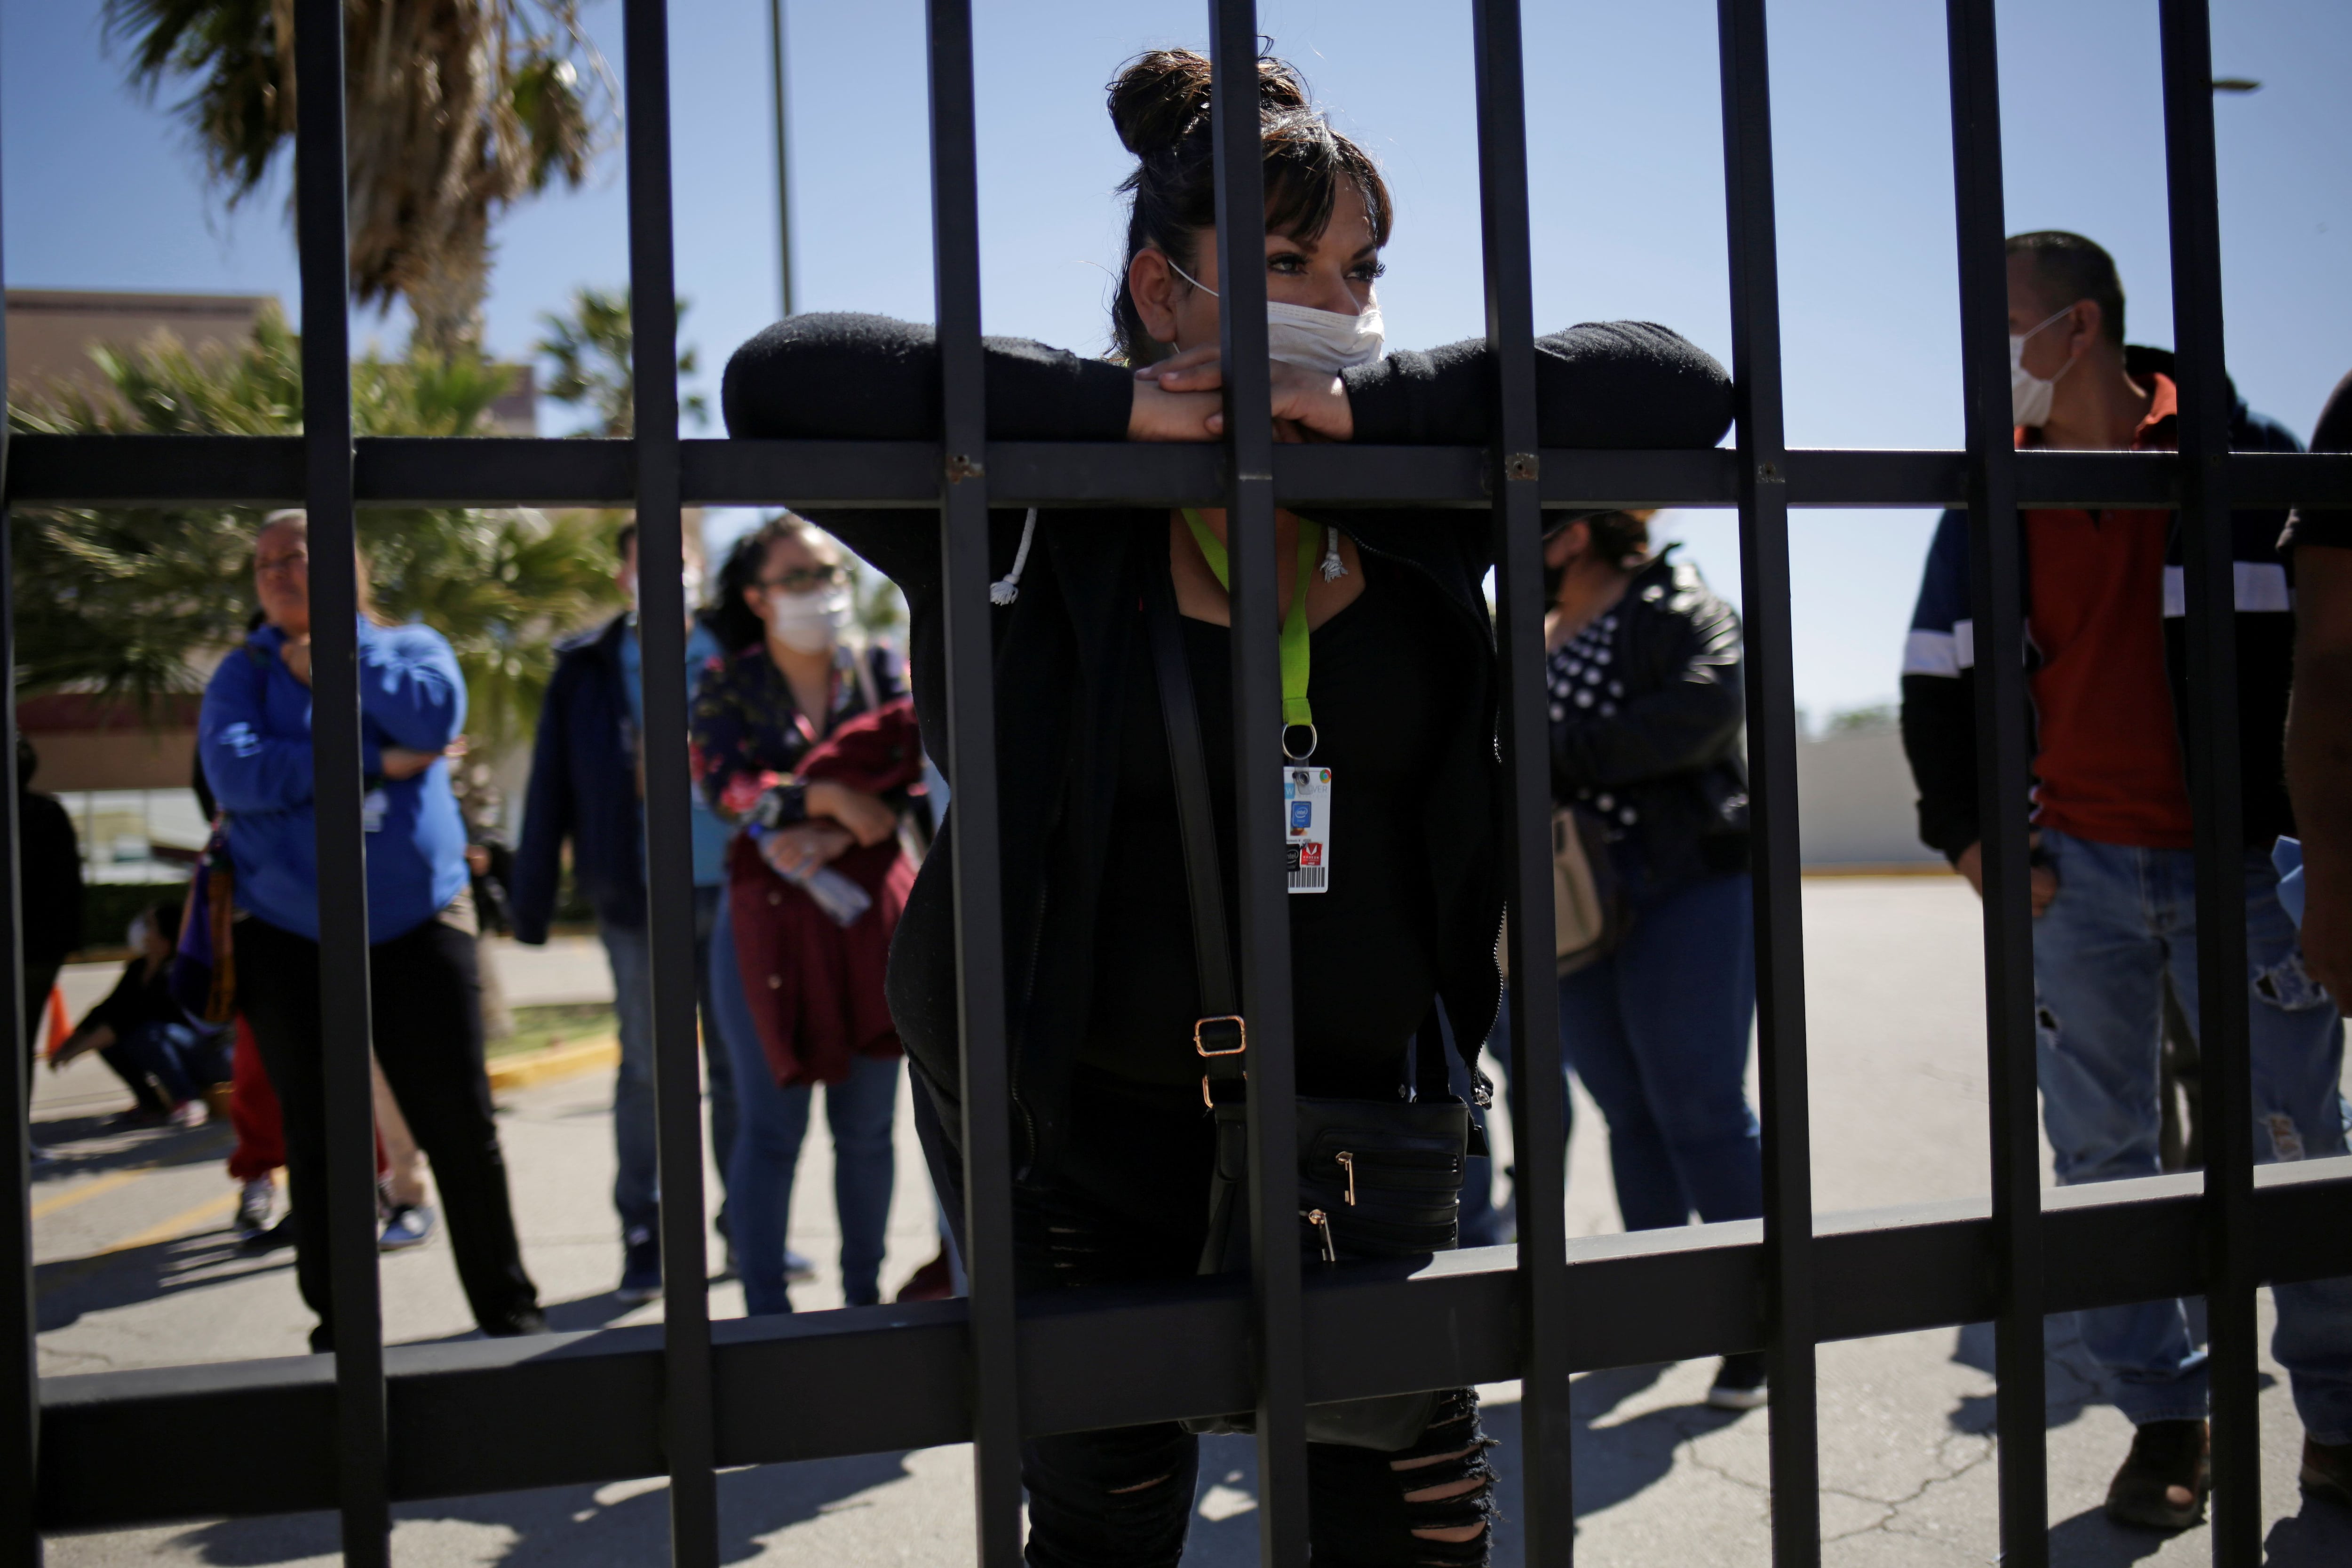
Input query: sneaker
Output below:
<box><xmin>2303</xmin><ymin>1434</ymin><xmax>2352</xmax><ymax>1509</ymax></box>
<box><xmin>783</xmin><ymin>1248</ymin><xmax>818</xmax><ymax>1283</ymax></box>
<box><xmin>378</xmin><ymin>1203</ymin><xmax>437</xmax><ymax>1252</ymax></box>
<box><xmin>2105</xmin><ymin>1418</ymin><xmax>2209</xmax><ymax>1530</ymax></box>
<box><xmin>1706</xmin><ymin>1352</ymin><xmax>1769</xmax><ymax>1411</ymax></box>
<box><xmin>234</xmin><ymin>1179</ymin><xmax>275</xmax><ymax>1240</ymax></box>
<box><xmin>617</xmin><ymin>1227</ymin><xmax>663</xmax><ymax>1303</ymax></box>
<box><xmin>166</xmin><ymin>1098</ymin><xmax>210</xmax><ymax>1129</ymax></box>
<box><xmin>241</xmin><ymin>1212</ymin><xmax>297</xmax><ymax>1256</ymax></box>
<box><xmin>893</xmin><ymin>1250</ymin><xmax>957</xmax><ymax>1304</ymax></box>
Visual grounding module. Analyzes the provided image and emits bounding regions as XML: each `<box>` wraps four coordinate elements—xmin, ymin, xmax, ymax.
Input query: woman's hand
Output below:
<box><xmin>278</xmin><ymin>636</ymin><xmax>314</xmax><ymax>687</ymax></box>
<box><xmin>1134</xmin><ymin>348</ymin><xmax>1355</xmax><ymax>443</ymax></box>
<box><xmin>50</xmin><ymin>1023</ymin><xmax>111</xmax><ymax>1070</ymax></box>
<box><xmin>380</xmin><ymin>747</ymin><xmax>447</xmax><ymax>781</ymax></box>
<box><xmin>1128</xmin><ymin>373</ymin><xmax>1224</xmax><ymax>442</ymax></box>
<box><xmin>802</xmin><ymin>780</ymin><xmax>898</xmax><ymax>846</ymax></box>
<box><xmin>760</xmin><ymin>821</ymin><xmax>855</xmax><ymax>880</ymax></box>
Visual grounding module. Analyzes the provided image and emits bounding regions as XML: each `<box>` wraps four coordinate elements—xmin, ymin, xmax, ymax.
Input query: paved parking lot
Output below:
<box><xmin>30</xmin><ymin>878</ymin><xmax>2352</xmax><ymax>1564</ymax></box>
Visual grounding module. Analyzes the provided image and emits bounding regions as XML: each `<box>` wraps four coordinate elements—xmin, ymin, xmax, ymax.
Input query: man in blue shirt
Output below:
<box><xmin>514</xmin><ymin>524</ymin><xmax>757</xmax><ymax>1300</ymax></box>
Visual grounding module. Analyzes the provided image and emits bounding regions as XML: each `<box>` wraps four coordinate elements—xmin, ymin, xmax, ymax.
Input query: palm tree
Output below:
<box><xmin>103</xmin><ymin>0</ymin><xmax>612</xmax><ymax>356</ymax></box>
<box><xmin>10</xmin><ymin>306</ymin><xmax>622</xmax><ymax>753</ymax></box>
<box><xmin>535</xmin><ymin>285</ymin><xmax>707</xmax><ymax>438</ymax></box>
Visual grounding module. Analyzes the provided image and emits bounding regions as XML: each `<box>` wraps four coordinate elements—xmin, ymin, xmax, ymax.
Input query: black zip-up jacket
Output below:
<box><xmin>1552</xmin><ymin>550</ymin><xmax>1749</xmax><ymax>894</ymax></box>
<box><xmin>1898</xmin><ymin>345</ymin><xmax>2302</xmax><ymax>860</ymax></box>
<box><xmin>723</xmin><ymin>312</ymin><xmax>1733</xmax><ymax>1179</ymax></box>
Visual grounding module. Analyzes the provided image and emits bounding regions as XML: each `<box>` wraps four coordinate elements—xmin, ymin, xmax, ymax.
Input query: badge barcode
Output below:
<box><xmin>1287</xmin><ymin>867</ymin><xmax>1328</xmax><ymax>891</ymax></box>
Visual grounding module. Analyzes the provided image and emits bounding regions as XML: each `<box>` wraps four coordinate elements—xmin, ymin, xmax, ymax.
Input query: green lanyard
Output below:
<box><xmin>1180</xmin><ymin>509</ymin><xmax>1320</xmax><ymax>745</ymax></box>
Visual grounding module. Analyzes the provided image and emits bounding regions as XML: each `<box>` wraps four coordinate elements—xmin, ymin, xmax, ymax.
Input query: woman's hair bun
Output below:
<box><xmin>1107</xmin><ymin>47</ymin><xmax>1310</xmax><ymax>157</ymax></box>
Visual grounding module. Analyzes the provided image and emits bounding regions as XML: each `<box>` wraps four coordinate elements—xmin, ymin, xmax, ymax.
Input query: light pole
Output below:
<box><xmin>769</xmin><ymin>0</ymin><xmax>794</xmax><ymax>316</ymax></box>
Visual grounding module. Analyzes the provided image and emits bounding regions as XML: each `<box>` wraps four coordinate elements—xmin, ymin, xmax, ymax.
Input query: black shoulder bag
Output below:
<box><xmin>1144</xmin><ymin>562</ymin><xmax>1481</xmax><ymax>1452</ymax></box>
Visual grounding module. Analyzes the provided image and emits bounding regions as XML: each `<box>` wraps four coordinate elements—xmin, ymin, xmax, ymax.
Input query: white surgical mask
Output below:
<box><xmin>768</xmin><ymin>587</ymin><xmax>850</xmax><ymax>653</ymax></box>
<box><xmin>1168</xmin><ymin>259</ymin><xmax>1385</xmax><ymax>374</ymax></box>
<box><xmin>2009</xmin><ymin>305</ymin><xmax>2079</xmax><ymax>428</ymax></box>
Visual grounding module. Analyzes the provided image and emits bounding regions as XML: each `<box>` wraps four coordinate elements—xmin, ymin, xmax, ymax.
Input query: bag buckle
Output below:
<box><xmin>1195</xmin><ymin>1015</ymin><xmax>1246</xmax><ymax>1107</ymax></box>
<box><xmin>1194</xmin><ymin>1016</ymin><xmax>1247</xmax><ymax>1058</ymax></box>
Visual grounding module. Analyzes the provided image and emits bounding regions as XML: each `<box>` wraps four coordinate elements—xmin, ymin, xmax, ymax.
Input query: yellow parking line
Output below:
<box><xmin>30</xmin><ymin>1166</ymin><xmax>151</xmax><ymax>1221</ymax></box>
<box><xmin>106</xmin><ymin>1194</ymin><xmax>239</xmax><ymax>1254</ymax></box>
<box><xmin>37</xmin><ymin>1194</ymin><xmax>241</xmax><ymax>1299</ymax></box>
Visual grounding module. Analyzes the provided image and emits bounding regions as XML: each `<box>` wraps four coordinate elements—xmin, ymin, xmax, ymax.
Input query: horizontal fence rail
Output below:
<box><xmin>32</xmin><ymin>1159</ymin><xmax>2352</xmax><ymax>1532</ymax></box>
<box><xmin>9</xmin><ymin>435</ymin><xmax>2352</xmax><ymax>512</ymax></box>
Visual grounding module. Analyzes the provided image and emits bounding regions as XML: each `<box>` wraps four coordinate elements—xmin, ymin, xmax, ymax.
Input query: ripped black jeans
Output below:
<box><xmin>919</xmin><ymin>1066</ymin><xmax>1497</xmax><ymax>1568</ymax></box>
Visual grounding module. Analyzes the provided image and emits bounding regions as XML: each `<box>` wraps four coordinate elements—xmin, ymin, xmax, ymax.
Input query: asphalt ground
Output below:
<box><xmin>28</xmin><ymin>880</ymin><xmax>2352</xmax><ymax>1565</ymax></box>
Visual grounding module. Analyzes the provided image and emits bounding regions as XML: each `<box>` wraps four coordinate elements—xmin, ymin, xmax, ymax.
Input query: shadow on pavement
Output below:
<box><xmin>1171</xmin><ymin>1364</ymin><xmax>1747</xmax><ymax>1567</ymax></box>
<box><xmin>37</xmin><ymin>1227</ymin><xmax>288</xmax><ymax>1335</ymax></box>
<box><xmin>393</xmin><ymin>1289</ymin><xmax>660</xmax><ymax>1345</ymax></box>
<box><xmin>159</xmin><ymin>1452</ymin><xmax>925</xmax><ymax>1566</ymax></box>
<box><xmin>2264</xmin><ymin>1497</ymin><xmax>2352</xmax><ymax>1566</ymax></box>
<box><xmin>2044</xmin><ymin>1504</ymin><xmax>2187</xmax><ymax>1566</ymax></box>
<box><xmin>32</xmin><ymin>1121</ymin><xmax>232</xmax><ymax>1182</ymax></box>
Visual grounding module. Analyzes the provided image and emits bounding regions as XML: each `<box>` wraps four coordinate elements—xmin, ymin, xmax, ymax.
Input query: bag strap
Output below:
<box><xmin>1142</xmin><ymin>562</ymin><xmax>1247</xmax><ymax>1105</ymax></box>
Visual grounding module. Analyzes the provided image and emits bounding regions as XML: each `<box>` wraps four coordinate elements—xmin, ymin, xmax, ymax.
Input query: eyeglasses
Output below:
<box><xmin>759</xmin><ymin>564</ymin><xmax>845</xmax><ymax>593</ymax></box>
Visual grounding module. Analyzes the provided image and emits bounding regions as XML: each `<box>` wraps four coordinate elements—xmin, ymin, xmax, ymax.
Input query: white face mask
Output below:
<box><xmin>2009</xmin><ymin>305</ymin><xmax>2079</xmax><ymax>428</ymax></box>
<box><xmin>768</xmin><ymin>587</ymin><xmax>850</xmax><ymax>653</ymax></box>
<box><xmin>1167</xmin><ymin>258</ymin><xmax>1386</xmax><ymax>374</ymax></box>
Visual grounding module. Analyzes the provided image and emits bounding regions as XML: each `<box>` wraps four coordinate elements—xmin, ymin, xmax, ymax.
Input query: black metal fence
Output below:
<box><xmin>7</xmin><ymin>1</ymin><xmax>2352</xmax><ymax>1565</ymax></box>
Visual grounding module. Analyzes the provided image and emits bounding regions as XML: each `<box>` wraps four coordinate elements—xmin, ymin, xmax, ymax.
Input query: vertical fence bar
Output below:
<box><xmin>1467</xmin><ymin>3</ymin><xmax>1575</xmax><ymax>1563</ymax></box>
<box><xmin>292</xmin><ymin>3</ymin><xmax>389</xmax><ymax>1562</ymax></box>
<box><xmin>922</xmin><ymin>5</ymin><xmax>1023</xmax><ymax>1565</ymax></box>
<box><xmin>620</xmin><ymin>4</ymin><xmax>720</xmax><ymax>1563</ymax></box>
<box><xmin>0</xmin><ymin>118</ymin><xmax>39</xmax><ymax>1566</ymax></box>
<box><xmin>2155</xmin><ymin>4</ymin><xmax>2258</xmax><ymax>1563</ymax></box>
<box><xmin>1712</xmin><ymin>1</ymin><xmax>1820</xmax><ymax>1561</ymax></box>
<box><xmin>1941</xmin><ymin>4</ymin><xmax>2050</xmax><ymax>1562</ymax></box>
<box><xmin>1205</xmin><ymin>6</ymin><xmax>1309</xmax><ymax>1563</ymax></box>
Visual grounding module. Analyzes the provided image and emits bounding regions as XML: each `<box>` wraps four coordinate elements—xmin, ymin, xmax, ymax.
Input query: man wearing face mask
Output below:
<box><xmin>1898</xmin><ymin>231</ymin><xmax>2349</xmax><ymax>1529</ymax></box>
<box><xmin>511</xmin><ymin>522</ymin><xmax>750</xmax><ymax>1304</ymax></box>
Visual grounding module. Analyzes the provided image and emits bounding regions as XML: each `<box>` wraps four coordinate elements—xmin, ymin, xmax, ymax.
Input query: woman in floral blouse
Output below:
<box><xmin>691</xmin><ymin>514</ymin><xmax>907</xmax><ymax>1313</ymax></box>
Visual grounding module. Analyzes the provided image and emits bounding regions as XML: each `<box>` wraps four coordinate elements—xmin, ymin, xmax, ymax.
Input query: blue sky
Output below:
<box><xmin>7</xmin><ymin>0</ymin><xmax>2349</xmax><ymax>719</ymax></box>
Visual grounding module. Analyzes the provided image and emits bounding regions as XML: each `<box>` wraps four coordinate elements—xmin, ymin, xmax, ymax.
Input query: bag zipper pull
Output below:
<box><xmin>1303</xmin><ymin>1209</ymin><xmax>1337</xmax><ymax>1263</ymax></box>
<box><xmin>1336</xmin><ymin>1150</ymin><xmax>1357</xmax><ymax>1206</ymax></box>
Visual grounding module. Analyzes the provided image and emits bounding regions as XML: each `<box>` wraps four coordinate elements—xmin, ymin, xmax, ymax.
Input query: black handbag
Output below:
<box><xmin>1142</xmin><ymin>559</ymin><xmax>1483</xmax><ymax>1452</ymax></box>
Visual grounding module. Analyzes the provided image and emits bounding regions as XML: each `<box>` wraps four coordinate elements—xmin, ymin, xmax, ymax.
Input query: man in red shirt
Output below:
<box><xmin>1900</xmin><ymin>232</ymin><xmax>2351</xmax><ymax>1529</ymax></box>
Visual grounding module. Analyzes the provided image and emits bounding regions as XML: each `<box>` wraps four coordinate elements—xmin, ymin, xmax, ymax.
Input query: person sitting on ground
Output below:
<box><xmin>719</xmin><ymin>46</ymin><xmax>1734</xmax><ymax>1564</ymax></box>
<box><xmin>199</xmin><ymin>509</ymin><xmax>543</xmax><ymax>1351</ymax></box>
<box><xmin>51</xmin><ymin>900</ymin><xmax>226</xmax><ymax>1128</ymax></box>
<box><xmin>1898</xmin><ymin>231</ymin><xmax>2349</xmax><ymax>1529</ymax></box>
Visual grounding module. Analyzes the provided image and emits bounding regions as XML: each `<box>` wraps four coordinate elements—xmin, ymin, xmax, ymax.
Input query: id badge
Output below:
<box><xmin>1283</xmin><ymin>765</ymin><xmax>1332</xmax><ymax>894</ymax></box>
<box><xmin>361</xmin><ymin>788</ymin><xmax>389</xmax><ymax>834</ymax></box>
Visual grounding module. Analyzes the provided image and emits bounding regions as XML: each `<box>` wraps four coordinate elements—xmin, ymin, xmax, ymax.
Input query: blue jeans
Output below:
<box><xmin>604</xmin><ymin>883</ymin><xmax>739</xmax><ymax>1238</ymax></box>
<box><xmin>105</xmin><ymin>1020</ymin><xmax>230</xmax><ymax>1107</ymax></box>
<box><xmin>708</xmin><ymin>887</ymin><xmax>900</xmax><ymax>1313</ymax></box>
<box><xmin>2033</xmin><ymin>828</ymin><xmax>2352</xmax><ymax>1439</ymax></box>
<box><xmin>1558</xmin><ymin>868</ymin><xmax>1763</xmax><ymax>1232</ymax></box>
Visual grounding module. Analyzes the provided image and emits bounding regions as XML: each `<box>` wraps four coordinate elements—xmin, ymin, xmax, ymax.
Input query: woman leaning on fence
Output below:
<box><xmin>196</xmin><ymin>511</ymin><xmax>543</xmax><ymax>1351</ymax></box>
<box><xmin>721</xmin><ymin>49</ymin><xmax>1732</xmax><ymax>1565</ymax></box>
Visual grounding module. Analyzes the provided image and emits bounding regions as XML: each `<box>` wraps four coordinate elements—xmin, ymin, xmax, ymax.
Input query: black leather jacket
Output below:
<box><xmin>1549</xmin><ymin>550</ymin><xmax>1750</xmax><ymax>897</ymax></box>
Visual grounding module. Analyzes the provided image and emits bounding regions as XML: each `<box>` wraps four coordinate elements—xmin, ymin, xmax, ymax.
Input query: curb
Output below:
<box><xmin>485</xmin><ymin>1035</ymin><xmax>619</xmax><ymax>1093</ymax></box>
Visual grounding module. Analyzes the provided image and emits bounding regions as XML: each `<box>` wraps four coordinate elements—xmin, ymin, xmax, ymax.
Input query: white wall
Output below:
<box><xmin>1796</xmin><ymin>728</ymin><xmax>1943</xmax><ymax>869</ymax></box>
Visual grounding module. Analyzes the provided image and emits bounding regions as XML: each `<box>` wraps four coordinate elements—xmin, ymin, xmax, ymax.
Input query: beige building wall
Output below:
<box><xmin>7</xmin><ymin>287</ymin><xmax>537</xmax><ymax>432</ymax></box>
